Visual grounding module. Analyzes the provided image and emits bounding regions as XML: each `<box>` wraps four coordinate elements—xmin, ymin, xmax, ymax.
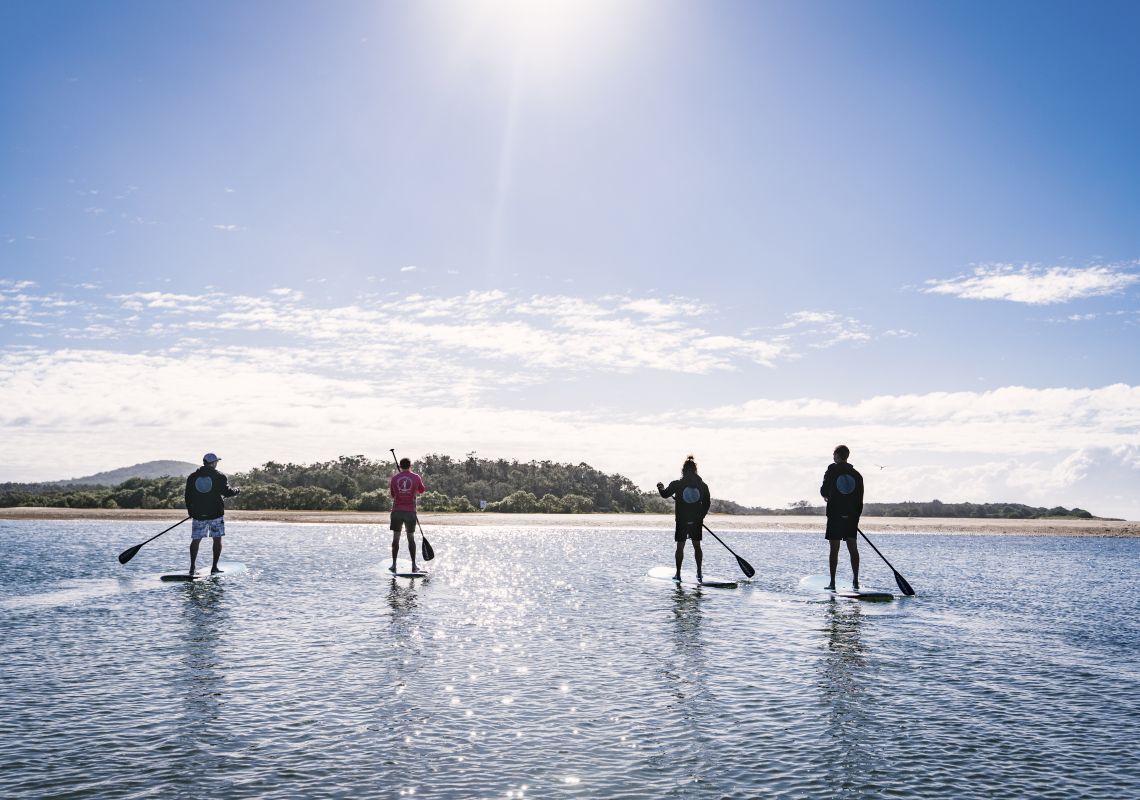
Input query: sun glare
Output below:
<box><xmin>446</xmin><ymin>0</ymin><xmax>637</xmax><ymax>77</ymax></box>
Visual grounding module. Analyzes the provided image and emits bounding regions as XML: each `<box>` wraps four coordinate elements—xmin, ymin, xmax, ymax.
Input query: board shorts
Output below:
<box><xmin>191</xmin><ymin>517</ymin><xmax>225</xmax><ymax>539</ymax></box>
<box><xmin>675</xmin><ymin>520</ymin><xmax>703</xmax><ymax>543</ymax></box>
<box><xmin>390</xmin><ymin>510</ymin><xmax>418</xmax><ymax>534</ymax></box>
<box><xmin>825</xmin><ymin>515</ymin><xmax>858</xmax><ymax>541</ymax></box>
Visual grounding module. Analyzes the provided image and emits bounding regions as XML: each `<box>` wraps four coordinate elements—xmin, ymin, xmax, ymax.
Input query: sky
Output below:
<box><xmin>2</xmin><ymin>0</ymin><xmax>1138</xmax><ymax>519</ymax></box>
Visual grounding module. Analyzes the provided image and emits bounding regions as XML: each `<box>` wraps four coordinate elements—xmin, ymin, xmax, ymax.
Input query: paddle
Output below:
<box><xmin>117</xmin><ymin>516</ymin><xmax>191</xmax><ymax>565</ymax></box>
<box><xmin>702</xmin><ymin>523</ymin><xmax>756</xmax><ymax>579</ymax></box>
<box><xmin>389</xmin><ymin>449</ymin><xmax>435</xmax><ymax>561</ymax></box>
<box><xmin>857</xmin><ymin>528</ymin><xmax>915</xmax><ymax>596</ymax></box>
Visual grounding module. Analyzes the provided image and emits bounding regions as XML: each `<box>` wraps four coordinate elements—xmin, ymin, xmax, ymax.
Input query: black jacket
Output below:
<box><xmin>185</xmin><ymin>466</ymin><xmax>238</xmax><ymax>520</ymax></box>
<box><xmin>659</xmin><ymin>474</ymin><xmax>711</xmax><ymax>524</ymax></box>
<box><xmin>820</xmin><ymin>462</ymin><xmax>864</xmax><ymax>519</ymax></box>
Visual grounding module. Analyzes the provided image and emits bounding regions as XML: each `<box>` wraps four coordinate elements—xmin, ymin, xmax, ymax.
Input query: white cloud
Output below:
<box><xmin>779</xmin><ymin>311</ymin><xmax>838</xmax><ymax>329</ymax></box>
<box><xmin>619</xmin><ymin>298</ymin><xmax>699</xmax><ymax>320</ymax></box>
<box><xmin>924</xmin><ymin>262</ymin><xmax>1140</xmax><ymax>304</ymax></box>
<box><xmin>401</xmin><ymin>265</ymin><xmax>418</xmax><ymax>272</ymax></box>
<box><xmin>98</xmin><ymin>288</ymin><xmax>794</xmax><ymax>375</ymax></box>
<box><xmin>213</xmin><ymin>224</ymin><xmax>240</xmax><ymax>232</ymax></box>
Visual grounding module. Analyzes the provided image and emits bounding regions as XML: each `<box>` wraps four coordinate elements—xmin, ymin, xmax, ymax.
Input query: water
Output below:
<box><xmin>1</xmin><ymin>520</ymin><xmax>1137</xmax><ymax>799</ymax></box>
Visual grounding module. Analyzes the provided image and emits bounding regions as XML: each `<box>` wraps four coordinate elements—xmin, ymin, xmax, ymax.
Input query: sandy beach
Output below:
<box><xmin>0</xmin><ymin>507</ymin><xmax>1135</xmax><ymax>536</ymax></box>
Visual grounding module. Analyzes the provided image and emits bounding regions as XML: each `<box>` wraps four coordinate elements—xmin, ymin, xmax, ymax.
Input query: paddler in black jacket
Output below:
<box><xmin>657</xmin><ymin>455</ymin><xmax>712</xmax><ymax>583</ymax></box>
<box><xmin>184</xmin><ymin>453</ymin><xmax>239</xmax><ymax>575</ymax></box>
<box><xmin>820</xmin><ymin>444</ymin><xmax>863</xmax><ymax>591</ymax></box>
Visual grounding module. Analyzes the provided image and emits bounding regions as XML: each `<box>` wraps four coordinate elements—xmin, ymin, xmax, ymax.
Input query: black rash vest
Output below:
<box><xmin>659</xmin><ymin>474</ymin><xmax>712</xmax><ymax>524</ymax></box>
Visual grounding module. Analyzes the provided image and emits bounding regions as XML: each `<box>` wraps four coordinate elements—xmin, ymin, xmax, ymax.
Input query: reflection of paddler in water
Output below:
<box><xmin>664</xmin><ymin>581</ymin><xmax>707</xmax><ymax>707</ymax></box>
<box><xmin>820</xmin><ymin>445</ymin><xmax>864</xmax><ymax>591</ymax></box>
<box><xmin>657</xmin><ymin>455</ymin><xmax>711</xmax><ymax>583</ymax></box>
<box><xmin>385</xmin><ymin>574</ymin><xmax>423</xmax><ymax>647</ymax></box>
<box><xmin>819</xmin><ymin>600</ymin><xmax>869</xmax><ymax>758</ymax></box>
<box><xmin>388</xmin><ymin>457</ymin><xmax>426</xmax><ymax>574</ymax></box>
<box><xmin>179</xmin><ymin>580</ymin><xmax>229</xmax><ymax>725</ymax></box>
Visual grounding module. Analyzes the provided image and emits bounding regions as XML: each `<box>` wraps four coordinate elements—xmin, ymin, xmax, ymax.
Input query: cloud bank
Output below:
<box><xmin>2</xmin><ymin>281</ymin><xmax>1138</xmax><ymax>519</ymax></box>
<box><xmin>0</xmin><ymin>344</ymin><xmax>1136</xmax><ymax>519</ymax></box>
<box><xmin>924</xmin><ymin>262</ymin><xmax>1139</xmax><ymax>304</ymax></box>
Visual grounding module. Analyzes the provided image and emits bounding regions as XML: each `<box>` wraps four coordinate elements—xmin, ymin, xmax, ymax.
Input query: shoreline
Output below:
<box><xmin>0</xmin><ymin>507</ymin><xmax>1135</xmax><ymax>536</ymax></box>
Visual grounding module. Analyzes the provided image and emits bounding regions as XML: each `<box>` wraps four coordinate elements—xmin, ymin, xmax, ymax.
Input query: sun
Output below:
<box><xmin>444</xmin><ymin>0</ymin><xmax>638</xmax><ymax>76</ymax></box>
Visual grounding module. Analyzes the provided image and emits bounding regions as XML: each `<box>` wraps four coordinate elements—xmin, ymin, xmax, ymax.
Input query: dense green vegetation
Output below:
<box><xmin>0</xmin><ymin>455</ymin><xmax>1099</xmax><ymax>519</ymax></box>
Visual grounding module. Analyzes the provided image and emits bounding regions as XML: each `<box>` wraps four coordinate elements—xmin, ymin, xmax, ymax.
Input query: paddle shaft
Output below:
<box><xmin>857</xmin><ymin>528</ymin><xmax>915</xmax><ymax>596</ymax></box>
<box><xmin>117</xmin><ymin>516</ymin><xmax>190</xmax><ymax>564</ymax></box>
<box><xmin>389</xmin><ymin>449</ymin><xmax>435</xmax><ymax>561</ymax></box>
<box><xmin>702</xmin><ymin>523</ymin><xmax>756</xmax><ymax>578</ymax></box>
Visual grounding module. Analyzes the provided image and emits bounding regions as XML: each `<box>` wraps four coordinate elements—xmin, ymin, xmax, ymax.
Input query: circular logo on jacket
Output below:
<box><xmin>836</xmin><ymin>475</ymin><xmax>856</xmax><ymax>495</ymax></box>
<box><xmin>194</xmin><ymin>476</ymin><xmax>214</xmax><ymax>494</ymax></box>
<box><xmin>396</xmin><ymin>477</ymin><xmax>413</xmax><ymax>493</ymax></box>
<box><xmin>681</xmin><ymin>487</ymin><xmax>701</xmax><ymax>503</ymax></box>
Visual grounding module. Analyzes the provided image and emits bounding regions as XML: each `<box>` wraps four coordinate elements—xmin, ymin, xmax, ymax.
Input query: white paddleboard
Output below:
<box><xmin>648</xmin><ymin>566</ymin><xmax>737</xmax><ymax>589</ymax></box>
<box><xmin>386</xmin><ymin>559</ymin><xmax>428</xmax><ymax>579</ymax></box>
<box><xmin>798</xmin><ymin>575</ymin><xmax>893</xmax><ymax>601</ymax></box>
<box><xmin>161</xmin><ymin>561</ymin><xmax>247</xmax><ymax>582</ymax></box>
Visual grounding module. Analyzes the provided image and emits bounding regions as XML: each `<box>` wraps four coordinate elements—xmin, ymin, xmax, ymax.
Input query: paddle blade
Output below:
<box><xmin>118</xmin><ymin>544</ymin><xmax>142</xmax><ymax>565</ymax></box>
<box><xmin>421</xmin><ymin>535</ymin><xmax>435</xmax><ymax>562</ymax></box>
<box><xmin>894</xmin><ymin>570</ymin><xmax>916</xmax><ymax>596</ymax></box>
<box><xmin>736</xmin><ymin>556</ymin><xmax>756</xmax><ymax>579</ymax></box>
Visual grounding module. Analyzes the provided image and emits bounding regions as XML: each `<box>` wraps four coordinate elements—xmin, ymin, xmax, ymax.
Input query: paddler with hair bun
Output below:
<box><xmin>820</xmin><ymin>444</ymin><xmax>864</xmax><ymax>591</ymax></box>
<box><xmin>657</xmin><ymin>455</ymin><xmax>712</xmax><ymax>583</ymax></box>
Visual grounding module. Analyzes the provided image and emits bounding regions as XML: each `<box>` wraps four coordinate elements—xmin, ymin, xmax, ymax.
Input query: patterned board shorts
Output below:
<box><xmin>191</xmin><ymin>518</ymin><xmax>226</xmax><ymax>540</ymax></box>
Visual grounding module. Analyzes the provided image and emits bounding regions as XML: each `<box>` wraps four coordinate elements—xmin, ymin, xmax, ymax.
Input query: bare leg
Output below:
<box><xmin>847</xmin><ymin>538</ymin><xmax>860</xmax><ymax>590</ymax></box>
<box><xmin>673</xmin><ymin>540</ymin><xmax>684</xmax><ymax>579</ymax></box>
<box><xmin>211</xmin><ymin>537</ymin><xmax>223</xmax><ymax>572</ymax></box>
<box><xmin>407</xmin><ymin>529</ymin><xmax>418</xmax><ymax>571</ymax></box>
<box><xmin>390</xmin><ymin>531</ymin><xmax>399</xmax><ymax>572</ymax></box>
<box><xmin>693</xmin><ymin>540</ymin><xmax>704</xmax><ymax>581</ymax></box>
<box><xmin>827</xmin><ymin>539</ymin><xmax>841</xmax><ymax>589</ymax></box>
<box><xmin>189</xmin><ymin>539</ymin><xmax>200</xmax><ymax>575</ymax></box>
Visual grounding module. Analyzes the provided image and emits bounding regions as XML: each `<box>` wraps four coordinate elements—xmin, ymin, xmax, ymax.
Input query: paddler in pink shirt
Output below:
<box><xmin>389</xmin><ymin>457</ymin><xmax>427</xmax><ymax>573</ymax></box>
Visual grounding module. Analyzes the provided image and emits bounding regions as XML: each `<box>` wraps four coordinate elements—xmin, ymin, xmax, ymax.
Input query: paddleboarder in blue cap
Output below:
<box><xmin>821</xmin><ymin>444</ymin><xmax>863</xmax><ymax>591</ymax></box>
<box><xmin>185</xmin><ymin>453</ymin><xmax>240</xmax><ymax>575</ymax></box>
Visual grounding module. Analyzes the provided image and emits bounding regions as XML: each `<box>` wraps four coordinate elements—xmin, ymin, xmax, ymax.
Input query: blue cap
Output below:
<box><xmin>203</xmin><ymin>453</ymin><xmax>220</xmax><ymax>464</ymax></box>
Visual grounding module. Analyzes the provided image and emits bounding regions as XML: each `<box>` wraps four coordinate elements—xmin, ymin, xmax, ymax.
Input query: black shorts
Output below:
<box><xmin>825</xmin><ymin>515</ymin><xmax>858</xmax><ymax>540</ymax></box>
<box><xmin>390</xmin><ymin>511</ymin><xmax>418</xmax><ymax>534</ymax></box>
<box><xmin>675</xmin><ymin>520</ymin><xmax>702</xmax><ymax>543</ymax></box>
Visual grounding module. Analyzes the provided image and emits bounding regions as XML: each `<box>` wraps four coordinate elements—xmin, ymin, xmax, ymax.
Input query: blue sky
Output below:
<box><xmin>2</xmin><ymin>1</ymin><xmax>1139</xmax><ymax>518</ymax></box>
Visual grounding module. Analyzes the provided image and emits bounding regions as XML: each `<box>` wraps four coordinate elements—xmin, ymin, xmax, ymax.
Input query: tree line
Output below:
<box><xmin>0</xmin><ymin>454</ymin><xmax>1099</xmax><ymax>518</ymax></box>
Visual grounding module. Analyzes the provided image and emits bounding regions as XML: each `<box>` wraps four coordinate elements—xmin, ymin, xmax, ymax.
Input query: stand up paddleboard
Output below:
<box><xmin>387</xmin><ymin>559</ymin><xmax>428</xmax><ymax>579</ymax></box>
<box><xmin>648</xmin><ymin>566</ymin><xmax>737</xmax><ymax>589</ymax></box>
<box><xmin>799</xmin><ymin>575</ymin><xmax>893</xmax><ymax>601</ymax></box>
<box><xmin>161</xmin><ymin>561</ymin><xmax>247</xmax><ymax>582</ymax></box>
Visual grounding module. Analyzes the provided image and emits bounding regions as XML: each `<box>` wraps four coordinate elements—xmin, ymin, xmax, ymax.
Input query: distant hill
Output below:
<box><xmin>54</xmin><ymin>460</ymin><xmax>199</xmax><ymax>487</ymax></box>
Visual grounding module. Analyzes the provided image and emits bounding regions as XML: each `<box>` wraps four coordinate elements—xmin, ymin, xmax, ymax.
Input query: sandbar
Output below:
<box><xmin>0</xmin><ymin>507</ymin><xmax>1135</xmax><ymax>536</ymax></box>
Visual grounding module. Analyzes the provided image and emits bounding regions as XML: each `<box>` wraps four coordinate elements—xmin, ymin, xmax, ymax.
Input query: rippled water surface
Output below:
<box><xmin>2</xmin><ymin>520</ymin><xmax>1138</xmax><ymax>799</ymax></box>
